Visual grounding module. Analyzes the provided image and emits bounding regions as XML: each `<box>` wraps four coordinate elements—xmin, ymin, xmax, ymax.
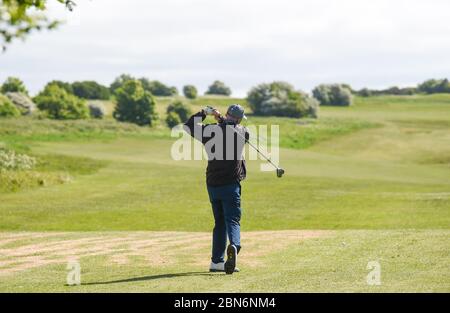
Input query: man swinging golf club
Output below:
<box><xmin>184</xmin><ymin>104</ymin><xmax>248</xmax><ymax>274</ymax></box>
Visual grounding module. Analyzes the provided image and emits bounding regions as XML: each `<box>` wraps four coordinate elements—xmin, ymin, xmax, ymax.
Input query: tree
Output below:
<box><xmin>72</xmin><ymin>81</ymin><xmax>110</xmax><ymax>100</ymax></box>
<box><xmin>418</xmin><ymin>79</ymin><xmax>450</xmax><ymax>94</ymax></box>
<box><xmin>183</xmin><ymin>85</ymin><xmax>197</xmax><ymax>99</ymax></box>
<box><xmin>356</xmin><ymin>86</ymin><xmax>417</xmax><ymax>96</ymax></box>
<box><xmin>247</xmin><ymin>81</ymin><xmax>318</xmax><ymax>118</ymax></box>
<box><xmin>111</xmin><ymin>75</ymin><xmax>178</xmax><ymax>97</ymax></box>
<box><xmin>312</xmin><ymin>84</ymin><xmax>353</xmax><ymax>106</ymax></box>
<box><xmin>33</xmin><ymin>84</ymin><xmax>89</xmax><ymax>119</ymax></box>
<box><xmin>166</xmin><ymin>111</ymin><xmax>181</xmax><ymax>128</ymax></box>
<box><xmin>358</xmin><ymin>88</ymin><xmax>372</xmax><ymax>97</ymax></box>
<box><xmin>110</xmin><ymin>74</ymin><xmax>135</xmax><ymax>94</ymax></box>
<box><xmin>0</xmin><ymin>0</ymin><xmax>75</xmax><ymax>51</ymax></box>
<box><xmin>1</xmin><ymin>77</ymin><xmax>28</xmax><ymax>94</ymax></box>
<box><xmin>113</xmin><ymin>80</ymin><xmax>158</xmax><ymax>126</ymax></box>
<box><xmin>45</xmin><ymin>80</ymin><xmax>74</xmax><ymax>94</ymax></box>
<box><xmin>0</xmin><ymin>93</ymin><xmax>20</xmax><ymax>117</ymax></box>
<box><xmin>205</xmin><ymin>80</ymin><xmax>231</xmax><ymax>96</ymax></box>
<box><xmin>166</xmin><ymin>100</ymin><xmax>191</xmax><ymax>122</ymax></box>
<box><xmin>436</xmin><ymin>79</ymin><xmax>450</xmax><ymax>93</ymax></box>
<box><xmin>140</xmin><ymin>78</ymin><xmax>178</xmax><ymax>96</ymax></box>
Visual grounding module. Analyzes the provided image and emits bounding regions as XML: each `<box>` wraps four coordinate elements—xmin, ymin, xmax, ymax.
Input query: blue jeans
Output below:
<box><xmin>207</xmin><ymin>182</ymin><xmax>242</xmax><ymax>263</ymax></box>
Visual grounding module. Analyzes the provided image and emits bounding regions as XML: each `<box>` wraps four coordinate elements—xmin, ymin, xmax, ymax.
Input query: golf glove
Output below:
<box><xmin>204</xmin><ymin>106</ymin><xmax>215</xmax><ymax>115</ymax></box>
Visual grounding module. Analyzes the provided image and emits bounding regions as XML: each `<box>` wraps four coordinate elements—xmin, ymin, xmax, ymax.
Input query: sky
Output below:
<box><xmin>1</xmin><ymin>0</ymin><xmax>450</xmax><ymax>96</ymax></box>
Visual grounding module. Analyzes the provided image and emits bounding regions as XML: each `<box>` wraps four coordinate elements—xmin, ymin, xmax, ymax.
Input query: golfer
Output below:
<box><xmin>184</xmin><ymin>104</ymin><xmax>249</xmax><ymax>274</ymax></box>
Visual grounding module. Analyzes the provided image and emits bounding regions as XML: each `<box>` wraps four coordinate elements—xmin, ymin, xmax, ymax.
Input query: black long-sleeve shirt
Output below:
<box><xmin>184</xmin><ymin>111</ymin><xmax>249</xmax><ymax>186</ymax></box>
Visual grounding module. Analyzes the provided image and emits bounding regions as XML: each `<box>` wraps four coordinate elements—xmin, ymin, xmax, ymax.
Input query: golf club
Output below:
<box><xmin>231</xmin><ymin>127</ymin><xmax>285</xmax><ymax>178</ymax></box>
<box><xmin>209</xmin><ymin>108</ymin><xmax>284</xmax><ymax>178</ymax></box>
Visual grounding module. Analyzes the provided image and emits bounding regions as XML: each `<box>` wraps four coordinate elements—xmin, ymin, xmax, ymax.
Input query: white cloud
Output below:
<box><xmin>1</xmin><ymin>0</ymin><xmax>450</xmax><ymax>96</ymax></box>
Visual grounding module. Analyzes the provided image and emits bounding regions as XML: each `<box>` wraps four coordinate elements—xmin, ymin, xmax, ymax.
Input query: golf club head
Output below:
<box><xmin>276</xmin><ymin>168</ymin><xmax>285</xmax><ymax>178</ymax></box>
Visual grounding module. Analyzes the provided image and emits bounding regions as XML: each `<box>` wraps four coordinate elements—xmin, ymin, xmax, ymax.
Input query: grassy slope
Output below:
<box><xmin>1</xmin><ymin>95</ymin><xmax>449</xmax><ymax>230</ymax></box>
<box><xmin>0</xmin><ymin>94</ymin><xmax>449</xmax><ymax>292</ymax></box>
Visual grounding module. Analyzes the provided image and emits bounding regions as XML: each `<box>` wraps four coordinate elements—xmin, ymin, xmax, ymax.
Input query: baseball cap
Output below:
<box><xmin>227</xmin><ymin>104</ymin><xmax>247</xmax><ymax>120</ymax></box>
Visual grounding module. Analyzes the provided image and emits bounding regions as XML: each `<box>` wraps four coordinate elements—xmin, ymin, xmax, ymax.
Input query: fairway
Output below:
<box><xmin>1</xmin><ymin>95</ymin><xmax>449</xmax><ymax>292</ymax></box>
<box><xmin>0</xmin><ymin>230</ymin><xmax>448</xmax><ymax>292</ymax></box>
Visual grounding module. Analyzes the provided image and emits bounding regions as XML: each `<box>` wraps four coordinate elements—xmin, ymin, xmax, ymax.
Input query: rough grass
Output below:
<box><xmin>0</xmin><ymin>170</ymin><xmax>70</xmax><ymax>193</ymax></box>
<box><xmin>0</xmin><ymin>153</ymin><xmax>107</xmax><ymax>194</ymax></box>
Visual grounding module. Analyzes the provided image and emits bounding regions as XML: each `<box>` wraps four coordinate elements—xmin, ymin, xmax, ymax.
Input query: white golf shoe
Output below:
<box><xmin>209</xmin><ymin>261</ymin><xmax>240</xmax><ymax>273</ymax></box>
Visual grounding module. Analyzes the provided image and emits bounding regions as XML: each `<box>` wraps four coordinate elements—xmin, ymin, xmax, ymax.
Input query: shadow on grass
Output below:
<box><xmin>82</xmin><ymin>271</ymin><xmax>216</xmax><ymax>286</ymax></box>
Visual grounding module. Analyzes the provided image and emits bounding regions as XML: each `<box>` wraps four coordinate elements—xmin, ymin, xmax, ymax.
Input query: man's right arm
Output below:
<box><xmin>184</xmin><ymin>110</ymin><xmax>207</xmax><ymax>142</ymax></box>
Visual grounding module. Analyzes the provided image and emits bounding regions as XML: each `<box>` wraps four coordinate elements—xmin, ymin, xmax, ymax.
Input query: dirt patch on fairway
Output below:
<box><xmin>0</xmin><ymin>230</ymin><xmax>328</xmax><ymax>276</ymax></box>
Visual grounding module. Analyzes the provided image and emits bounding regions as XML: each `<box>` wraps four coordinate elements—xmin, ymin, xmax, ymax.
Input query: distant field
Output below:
<box><xmin>0</xmin><ymin>94</ymin><xmax>449</xmax><ymax>292</ymax></box>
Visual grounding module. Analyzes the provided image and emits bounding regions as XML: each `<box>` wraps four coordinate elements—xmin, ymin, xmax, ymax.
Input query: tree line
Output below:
<box><xmin>1</xmin><ymin>76</ymin><xmax>449</xmax><ymax>127</ymax></box>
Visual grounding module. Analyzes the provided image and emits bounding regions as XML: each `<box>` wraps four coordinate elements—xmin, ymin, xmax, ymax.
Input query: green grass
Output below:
<box><xmin>0</xmin><ymin>94</ymin><xmax>449</xmax><ymax>292</ymax></box>
<box><xmin>0</xmin><ymin>230</ymin><xmax>448</xmax><ymax>292</ymax></box>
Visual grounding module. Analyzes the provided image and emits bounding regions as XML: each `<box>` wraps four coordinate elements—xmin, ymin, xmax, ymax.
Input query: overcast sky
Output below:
<box><xmin>1</xmin><ymin>0</ymin><xmax>450</xmax><ymax>96</ymax></box>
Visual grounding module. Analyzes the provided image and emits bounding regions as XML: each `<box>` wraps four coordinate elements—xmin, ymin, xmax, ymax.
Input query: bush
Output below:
<box><xmin>5</xmin><ymin>92</ymin><xmax>36</xmax><ymax>115</ymax></box>
<box><xmin>113</xmin><ymin>80</ymin><xmax>158</xmax><ymax>126</ymax></box>
<box><xmin>355</xmin><ymin>86</ymin><xmax>418</xmax><ymax>97</ymax></box>
<box><xmin>183</xmin><ymin>85</ymin><xmax>198</xmax><ymax>99</ymax></box>
<box><xmin>167</xmin><ymin>100</ymin><xmax>191</xmax><ymax>122</ymax></box>
<box><xmin>247</xmin><ymin>81</ymin><xmax>318</xmax><ymax>118</ymax></box>
<box><xmin>34</xmin><ymin>85</ymin><xmax>89</xmax><ymax>120</ymax></box>
<box><xmin>305</xmin><ymin>96</ymin><xmax>320</xmax><ymax>119</ymax></box>
<box><xmin>205</xmin><ymin>80</ymin><xmax>231</xmax><ymax>96</ymax></box>
<box><xmin>140</xmin><ymin>78</ymin><xmax>178</xmax><ymax>96</ymax></box>
<box><xmin>312</xmin><ymin>84</ymin><xmax>353</xmax><ymax>106</ymax></box>
<box><xmin>88</xmin><ymin>102</ymin><xmax>106</xmax><ymax>119</ymax></box>
<box><xmin>1</xmin><ymin>77</ymin><xmax>28</xmax><ymax>95</ymax></box>
<box><xmin>0</xmin><ymin>94</ymin><xmax>21</xmax><ymax>117</ymax></box>
<box><xmin>111</xmin><ymin>75</ymin><xmax>178</xmax><ymax>97</ymax></box>
<box><xmin>418</xmin><ymin>79</ymin><xmax>450</xmax><ymax>94</ymax></box>
<box><xmin>358</xmin><ymin>88</ymin><xmax>372</xmax><ymax>97</ymax></box>
<box><xmin>166</xmin><ymin>111</ymin><xmax>182</xmax><ymax>128</ymax></box>
<box><xmin>72</xmin><ymin>81</ymin><xmax>110</xmax><ymax>100</ymax></box>
<box><xmin>0</xmin><ymin>148</ymin><xmax>36</xmax><ymax>171</ymax></box>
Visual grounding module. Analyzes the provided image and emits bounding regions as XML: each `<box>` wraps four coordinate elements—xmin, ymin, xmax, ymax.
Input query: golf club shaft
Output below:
<box><xmin>229</xmin><ymin>125</ymin><xmax>280</xmax><ymax>171</ymax></box>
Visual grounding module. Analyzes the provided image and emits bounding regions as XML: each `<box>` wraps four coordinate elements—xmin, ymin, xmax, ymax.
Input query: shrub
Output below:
<box><xmin>88</xmin><ymin>102</ymin><xmax>106</xmax><ymax>119</ymax></box>
<box><xmin>113</xmin><ymin>80</ymin><xmax>158</xmax><ymax>126</ymax></box>
<box><xmin>1</xmin><ymin>77</ymin><xmax>28</xmax><ymax>95</ymax></box>
<box><xmin>72</xmin><ymin>81</ymin><xmax>111</xmax><ymax>100</ymax></box>
<box><xmin>34</xmin><ymin>85</ymin><xmax>89</xmax><ymax>120</ymax></box>
<box><xmin>418</xmin><ymin>79</ymin><xmax>450</xmax><ymax>94</ymax></box>
<box><xmin>0</xmin><ymin>94</ymin><xmax>21</xmax><ymax>117</ymax></box>
<box><xmin>312</xmin><ymin>84</ymin><xmax>353</xmax><ymax>106</ymax></box>
<box><xmin>0</xmin><ymin>148</ymin><xmax>36</xmax><ymax>171</ymax></box>
<box><xmin>167</xmin><ymin>100</ymin><xmax>191</xmax><ymax>122</ymax></box>
<box><xmin>183</xmin><ymin>85</ymin><xmax>198</xmax><ymax>99</ymax></box>
<box><xmin>140</xmin><ymin>78</ymin><xmax>178</xmax><ymax>96</ymax></box>
<box><xmin>398</xmin><ymin>87</ymin><xmax>417</xmax><ymax>95</ymax></box>
<box><xmin>5</xmin><ymin>92</ymin><xmax>36</xmax><ymax>115</ymax></box>
<box><xmin>111</xmin><ymin>75</ymin><xmax>178</xmax><ymax>97</ymax></box>
<box><xmin>166</xmin><ymin>111</ymin><xmax>182</xmax><ymax>128</ymax></box>
<box><xmin>358</xmin><ymin>88</ymin><xmax>372</xmax><ymax>97</ymax></box>
<box><xmin>305</xmin><ymin>96</ymin><xmax>320</xmax><ymax>119</ymax></box>
<box><xmin>205</xmin><ymin>80</ymin><xmax>231</xmax><ymax>96</ymax></box>
<box><xmin>355</xmin><ymin>86</ymin><xmax>417</xmax><ymax>97</ymax></box>
<box><xmin>247</xmin><ymin>81</ymin><xmax>318</xmax><ymax>118</ymax></box>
